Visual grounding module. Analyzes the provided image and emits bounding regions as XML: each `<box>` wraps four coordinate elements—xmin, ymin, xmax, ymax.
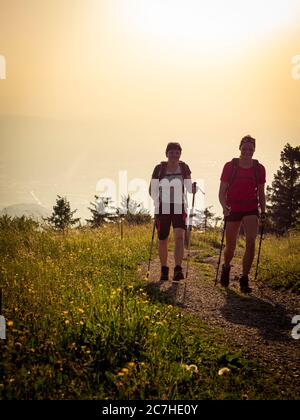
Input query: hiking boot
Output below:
<box><xmin>173</xmin><ymin>265</ymin><xmax>185</xmax><ymax>282</ymax></box>
<box><xmin>220</xmin><ymin>265</ymin><xmax>231</xmax><ymax>288</ymax></box>
<box><xmin>160</xmin><ymin>266</ymin><xmax>169</xmax><ymax>281</ymax></box>
<box><xmin>239</xmin><ymin>275</ymin><xmax>252</xmax><ymax>294</ymax></box>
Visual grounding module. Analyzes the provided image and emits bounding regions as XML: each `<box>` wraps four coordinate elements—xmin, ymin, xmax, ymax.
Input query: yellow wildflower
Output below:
<box><xmin>218</xmin><ymin>367</ymin><xmax>231</xmax><ymax>376</ymax></box>
<box><xmin>127</xmin><ymin>362</ymin><xmax>135</xmax><ymax>368</ymax></box>
<box><xmin>183</xmin><ymin>364</ymin><xmax>199</xmax><ymax>373</ymax></box>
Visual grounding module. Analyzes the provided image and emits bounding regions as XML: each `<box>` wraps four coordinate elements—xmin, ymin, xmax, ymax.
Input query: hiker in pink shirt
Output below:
<box><xmin>218</xmin><ymin>135</ymin><xmax>267</xmax><ymax>293</ymax></box>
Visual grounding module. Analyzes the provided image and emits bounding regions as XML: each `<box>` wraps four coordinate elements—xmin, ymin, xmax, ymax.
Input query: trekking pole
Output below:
<box><xmin>146</xmin><ymin>219</ymin><xmax>156</xmax><ymax>279</ymax></box>
<box><xmin>255</xmin><ymin>218</ymin><xmax>265</xmax><ymax>280</ymax></box>
<box><xmin>215</xmin><ymin>218</ymin><xmax>227</xmax><ymax>286</ymax></box>
<box><xmin>186</xmin><ymin>184</ymin><xmax>196</xmax><ymax>279</ymax></box>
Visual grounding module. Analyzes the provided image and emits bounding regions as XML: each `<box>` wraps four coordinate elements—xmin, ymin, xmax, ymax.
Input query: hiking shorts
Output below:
<box><xmin>226</xmin><ymin>209</ymin><xmax>259</xmax><ymax>222</ymax></box>
<box><xmin>155</xmin><ymin>211</ymin><xmax>187</xmax><ymax>240</ymax></box>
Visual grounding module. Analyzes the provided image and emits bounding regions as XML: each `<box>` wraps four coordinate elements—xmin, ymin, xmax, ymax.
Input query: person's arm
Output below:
<box><xmin>149</xmin><ymin>178</ymin><xmax>159</xmax><ymax>199</ymax></box>
<box><xmin>219</xmin><ymin>181</ymin><xmax>231</xmax><ymax>216</ymax></box>
<box><xmin>258</xmin><ymin>184</ymin><xmax>266</xmax><ymax>214</ymax></box>
<box><xmin>258</xmin><ymin>164</ymin><xmax>267</xmax><ymax>218</ymax></box>
<box><xmin>149</xmin><ymin>165</ymin><xmax>159</xmax><ymax>197</ymax></box>
<box><xmin>183</xmin><ymin>164</ymin><xmax>197</xmax><ymax>194</ymax></box>
<box><xmin>184</xmin><ymin>174</ymin><xmax>197</xmax><ymax>194</ymax></box>
<box><xmin>149</xmin><ymin>165</ymin><xmax>160</xmax><ymax>214</ymax></box>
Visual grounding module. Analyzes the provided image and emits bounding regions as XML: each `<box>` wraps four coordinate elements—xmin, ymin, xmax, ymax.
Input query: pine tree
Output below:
<box><xmin>267</xmin><ymin>143</ymin><xmax>300</xmax><ymax>233</ymax></box>
<box><xmin>203</xmin><ymin>207</ymin><xmax>215</xmax><ymax>231</ymax></box>
<box><xmin>117</xmin><ymin>195</ymin><xmax>151</xmax><ymax>225</ymax></box>
<box><xmin>194</xmin><ymin>206</ymin><xmax>215</xmax><ymax>231</ymax></box>
<box><xmin>43</xmin><ymin>195</ymin><xmax>80</xmax><ymax>231</ymax></box>
<box><xmin>85</xmin><ymin>196</ymin><xmax>116</xmax><ymax>228</ymax></box>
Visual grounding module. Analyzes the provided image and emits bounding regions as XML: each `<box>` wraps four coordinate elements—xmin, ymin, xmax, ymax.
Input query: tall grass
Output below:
<box><xmin>190</xmin><ymin>227</ymin><xmax>300</xmax><ymax>293</ymax></box>
<box><xmin>257</xmin><ymin>233</ymin><xmax>300</xmax><ymax>293</ymax></box>
<box><xmin>0</xmin><ymin>217</ymin><xmax>298</xmax><ymax>399</ymax></box>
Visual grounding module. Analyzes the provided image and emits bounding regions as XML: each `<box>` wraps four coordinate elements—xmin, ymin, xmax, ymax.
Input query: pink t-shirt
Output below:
<box><xmin>221</xmin><ymin>161</ymin><xmax>266</xmax><ymax>212</ymax></box>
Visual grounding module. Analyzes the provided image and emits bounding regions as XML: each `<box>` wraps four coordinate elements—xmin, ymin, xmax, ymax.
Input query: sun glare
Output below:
<box><xmin>115</xmin><ymin>0</ymin><xmax>299</xmax><ymax>51</ymax></box>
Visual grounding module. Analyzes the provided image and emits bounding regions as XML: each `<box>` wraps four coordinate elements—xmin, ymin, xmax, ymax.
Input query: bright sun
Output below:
<box><xmin>115</xmin><ymin>0</ymin><xmax>299</xmax><ymax>51</ymax></box>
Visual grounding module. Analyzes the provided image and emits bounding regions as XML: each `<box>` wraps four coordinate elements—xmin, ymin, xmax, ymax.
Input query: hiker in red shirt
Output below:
<box><xmin>218</xmin><ymin>135</ymin><xmax>267</xmax><ymax>293</ymax></box>
<box><xmin>149</xmin><ymin>142</ymin><xmax>197</xmax><ymax>282</ymax></box>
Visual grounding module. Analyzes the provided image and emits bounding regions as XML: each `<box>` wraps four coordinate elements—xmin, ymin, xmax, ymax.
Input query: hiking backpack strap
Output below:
<box><xmin>158</xmin><ymin>161</ymin><xmax>168</xmax><ymax>180</ymax></box>
<box><xmin>157</xmin><ymin>161</ymin><xmax>189</xmax><ymax>180</ymax></box>
<box><xmin>228</xmin><ymin>158</ymin><xmax>239</xmax><ymax>188</ymax></box>
<box><xmin>179</xmin><ymin>161</ymin><xmax>189</xmax><ymax>180</ymax></box>
<box><xmin>228</xmin><ymin>158</ymin><xmax>260</xmax><ymax>188</ymax></box>
<box><xmin>252</xmin><ymin>159</ymin><xmax>260</xmax><ymax>189</ymax></box>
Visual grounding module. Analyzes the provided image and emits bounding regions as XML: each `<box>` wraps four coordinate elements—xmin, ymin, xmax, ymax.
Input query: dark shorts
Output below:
<box><xmin>155</xmin><ymin>211</ymin><xmax>187</xmax><ymax>240</ymax></box>
<box><xmin>226</xmin><ymin>209</ymin><xmax>259</xmax><ymax>222</ymax></box>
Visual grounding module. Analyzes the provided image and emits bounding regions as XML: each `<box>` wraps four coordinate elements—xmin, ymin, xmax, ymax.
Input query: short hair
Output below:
<box><xmin>240</xmin><ymin>135</ymin><xmax>256</xmax><ymax>149</ymax></box>
<box><xmin>166</xmin><ymin>142</ymin><xmax>182</xmax><ymax>156</ymax></box>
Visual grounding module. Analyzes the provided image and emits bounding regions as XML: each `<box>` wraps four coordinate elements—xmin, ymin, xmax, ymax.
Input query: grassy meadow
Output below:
<box><xmin>0</xmin><ymin>216</ymin><xmax>299</xmax><ymax>400</ymax></box>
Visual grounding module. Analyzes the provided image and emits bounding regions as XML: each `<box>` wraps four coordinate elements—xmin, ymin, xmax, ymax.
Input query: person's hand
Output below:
<box><xmin>260</xmin><ymin>212</ymin><xmax>267</xmax><ymax>223</ymax></box>
<box><xmin>223</xmin><ymin>205</ymin><xmax>231</xmax><ymax>217</ymax></box>
<box><xmin>192</xmin><ymin>182</ymin><xmax>197</xmax><ymax>195</ymax></box>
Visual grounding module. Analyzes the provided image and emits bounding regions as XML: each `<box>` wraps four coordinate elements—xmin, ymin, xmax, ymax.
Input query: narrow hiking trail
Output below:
<box><xmin>143</xmin><ymin>249</ymin><xmax>300</xmax><ymax>394</ymax></box>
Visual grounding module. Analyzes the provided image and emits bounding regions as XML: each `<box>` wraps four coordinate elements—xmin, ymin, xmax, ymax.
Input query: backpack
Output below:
<box><xmin>228</xmin><ymin>158</ymin><xmax>260</xmax><ymax>190</ymax></box>
<box><xmin>149</xmin><ymin>161</ymin><xmax>190</xmax><ymax>199</ymax></box>
<box><xmin>154</xmin><ymin>161</ymin><xmax>190</xmax><ymax>180</ymax></box>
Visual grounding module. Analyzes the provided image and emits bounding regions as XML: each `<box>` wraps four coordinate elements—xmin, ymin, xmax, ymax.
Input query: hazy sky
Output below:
<box><xmin>0</xmin><ymin>0</ymin><xmax>300</xmax><ymax>218</ymax></box>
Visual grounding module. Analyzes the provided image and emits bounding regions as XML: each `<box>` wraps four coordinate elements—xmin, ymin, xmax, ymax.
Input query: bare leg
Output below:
<box><xmin>174</xmin><ymin>228</ymin><xmax>185</xmax><ymax>266</ymax></box>
<box><xmin>158</xmin><ymin>239</ymin><xmax>168</xmax><ymax>267</ymax></box>
<box><xmin>242</xmin><ymin>215</ymin><xmax>258</xmax><ymax>276</ymax></box>
<box><xmin>224</xmin><ymin>221</ymin><xmax>241</xmax><ymax>267</ymax></box>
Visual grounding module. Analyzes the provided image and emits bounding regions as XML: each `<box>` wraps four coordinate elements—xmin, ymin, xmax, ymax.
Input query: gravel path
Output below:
<box><xmin>144</xmin><ymin>251</ymin><xmax>300</xmax><ymax>393</ymax></box>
